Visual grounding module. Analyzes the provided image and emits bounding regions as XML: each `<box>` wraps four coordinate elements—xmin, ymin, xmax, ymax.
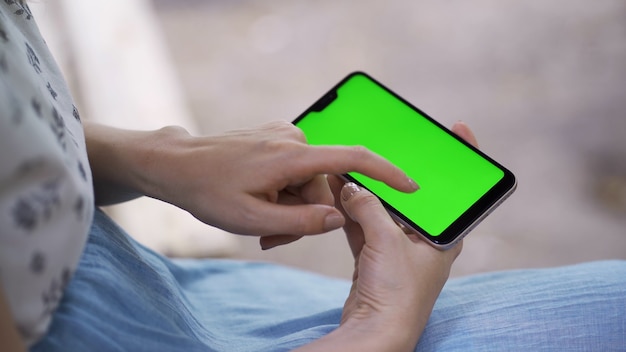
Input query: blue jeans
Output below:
<box><xmin>33</xmin><ymin>210</ymin><xmax>626</xmax><ymax>351</ymax></box>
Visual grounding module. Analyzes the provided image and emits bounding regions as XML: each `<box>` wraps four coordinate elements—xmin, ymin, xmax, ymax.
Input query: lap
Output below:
<box><xmin>32</xmin><ymin>210</ymin><xmax>347</xmax><ymax>352</ymax></box>
<box><xmin>419</xmin><ymin>261</ymin><xmax>626</xmax><ymax>351</ymax></box>
<box><xmin>31</xmin><ymin>210</ymin><xmax>626</xmax><ymax>351</ymax></box>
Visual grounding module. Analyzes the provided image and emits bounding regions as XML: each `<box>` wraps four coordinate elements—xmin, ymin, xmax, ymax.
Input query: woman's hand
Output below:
<box><xmin>86</xmin><ymin>121</ymin><xmax>418</xmax><ymax>241</ymax></box>
<box><xmin>296</xmin><ymin>181</ymin><xmax>462</xmax><ymax>352</ymax></box>
<box><xmin>296</xmin><ymin>121</ymin><xmax>477</xmax><ymax>352</ymax></box>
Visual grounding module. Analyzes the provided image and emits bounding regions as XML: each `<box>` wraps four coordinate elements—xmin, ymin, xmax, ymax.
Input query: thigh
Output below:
<box><xmin>417</xmin><ymin>261</ymin><xmax>626</xmax><ymax>351</ymax></box>
<box><xmin>31</xmin><ymin>209</ymin><xmax>350</xmax><ymax>352</ymax></box>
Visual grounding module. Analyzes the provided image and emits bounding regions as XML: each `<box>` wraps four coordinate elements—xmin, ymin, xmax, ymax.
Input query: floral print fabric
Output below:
<box><xmin>0</xmin><ymin>1</ymin><xmax>94</xmax><ymax>346</ymax></box>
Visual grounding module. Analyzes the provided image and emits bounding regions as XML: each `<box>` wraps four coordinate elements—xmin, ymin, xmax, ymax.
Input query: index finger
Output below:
<box><xmin>298</xmin><ymin>145</ymin><xmax>419</xmax><ymax>193</ymax></box>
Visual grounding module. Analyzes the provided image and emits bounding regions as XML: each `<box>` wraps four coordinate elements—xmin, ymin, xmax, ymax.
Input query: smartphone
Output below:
<box><xmin>292</xmin><ymin>72</ymin><xmax>517</xmax><ymax>250</ymax></box>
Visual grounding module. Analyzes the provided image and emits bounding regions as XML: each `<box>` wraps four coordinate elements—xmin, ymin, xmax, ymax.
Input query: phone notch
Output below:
<box><xmin>310</xmin><ymin>90</ymin><xmax>338</xmax><ymax>112</ymax></box>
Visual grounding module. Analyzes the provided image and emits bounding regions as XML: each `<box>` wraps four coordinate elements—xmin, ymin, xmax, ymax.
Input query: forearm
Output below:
<box><xmin>294</xmin><ymin>317</ymin><xmax>422</xmax><ymax>352</ymax></box>
<box><xmin>84</xmin><ymin>121</ymin><xmax>187</xmax><ymax>206</ymax></box>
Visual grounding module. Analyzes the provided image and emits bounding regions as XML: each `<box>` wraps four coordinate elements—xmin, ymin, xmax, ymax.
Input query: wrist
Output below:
<box><xmin>340</xmin><ymin>313</ymin><xmax>420</xmax><ymax>352</ymax></box>
<box><xmin>334</xmin><ymin>286</ymin><xmax>440</xmax><ymax>352</ymax></box>
<box><xmin>126</xmin><ymin>125</ymin><xmax>194</xmax><ymax>201</ymax></box>
<box><xmin>295</xmin><ymin>319</ymin><xmax>417</xmax><ymax>352</ymax></box>
<box><xmin>85</xmin><ymin>122</ymin><xmax>192</xmax><ymax>205</ymax></box>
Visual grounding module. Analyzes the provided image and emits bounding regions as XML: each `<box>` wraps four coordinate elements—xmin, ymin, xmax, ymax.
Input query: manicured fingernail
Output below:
<box><xmin>341</xmin><ymin>182</ymin><xmax>361</xmax><ymax>202</ymax></box>
<box><xmin>324</xmin><ymin>213</ymin><xmax>344</xmax><ymax>231</ymax></box>
<box><xmin>408</xmin><ymin>178</ymin><xmax>420</xmax><ymax>191</ymax></box>
<box><xmin>453</xmin><ymin>120</ymin><xmax>466</xmax><ymax>128</ymax></box>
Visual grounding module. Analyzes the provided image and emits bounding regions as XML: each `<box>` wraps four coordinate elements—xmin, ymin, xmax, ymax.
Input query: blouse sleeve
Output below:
<box><xmin>0</xmin><ymin>3</ymin><xmax>94</xmax><ymax>345</ymax></box>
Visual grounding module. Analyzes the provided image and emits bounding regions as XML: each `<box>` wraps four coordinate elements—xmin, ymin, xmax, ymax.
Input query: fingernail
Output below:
<box><xmin>408</xmin><ymin>178</ymin><xmax>420</xmax><ymax>191</ymax></box>
<box><xmin>324</xmin><ymin>213</ymin><xmax>344</xmax><ymax>231</ymax></box>
<box><xmin>341</xmin><ymin>182</ymin><xmax>361</xmax><ymax>202</ymax></box>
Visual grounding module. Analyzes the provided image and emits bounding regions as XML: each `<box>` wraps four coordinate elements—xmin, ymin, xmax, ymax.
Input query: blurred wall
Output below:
<box><xmin>152</xmin><ymin>0</ymin><xmax>626</xmax><ymax>278</ymax></box>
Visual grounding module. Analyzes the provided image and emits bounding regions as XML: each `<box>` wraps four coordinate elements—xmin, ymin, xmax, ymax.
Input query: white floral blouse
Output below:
<box><xmin>0</xmin><ymin>1</ymin><xmax>94</xmax><ymax>346</ymax></box>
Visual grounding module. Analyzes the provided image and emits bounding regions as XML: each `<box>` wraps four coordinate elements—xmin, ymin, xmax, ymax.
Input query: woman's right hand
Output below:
<box><xmin>295</xmin><ymin>180</ymin><xmax>462</xmax><ymax>352</ymax></box>
<box><xmin>336</xmin><ymin>179</ymin><xmax>464</xmax><ymax>350</ymax></box>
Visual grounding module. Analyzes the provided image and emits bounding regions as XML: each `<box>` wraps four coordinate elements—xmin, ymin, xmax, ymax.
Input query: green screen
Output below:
<box><xmin>296</xmin><ymin>73</ymin><xmax>504</xmax><ymax>237</ymax></box>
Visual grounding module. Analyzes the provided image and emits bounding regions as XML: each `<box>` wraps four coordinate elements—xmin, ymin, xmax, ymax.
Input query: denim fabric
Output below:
<box><xmin>32</xmin><ymin>210</ymin><xmax>626</xmax><ymax>351</ymax></box>
<box><xmin>418</xmin><ymin>262</ymin><xmax>626</xmax><ymax>351</ymax></box>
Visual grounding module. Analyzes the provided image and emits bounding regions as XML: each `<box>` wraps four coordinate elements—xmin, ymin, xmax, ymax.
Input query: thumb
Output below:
<box><xmin>340</xmin><ymin>183</ymin><xmax>401</xmax><ymax>244</ymax></box>
<box><xmin>249</xmin><ymin>198</ymin><xmax>345</xmax><ymax>236</ymax></box>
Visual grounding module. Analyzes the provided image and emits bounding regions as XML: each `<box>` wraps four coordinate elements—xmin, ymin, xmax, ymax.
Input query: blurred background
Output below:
<box><xmin>32</xmin><ymin>0</ymin><xmax>626</xmax><ymax>279</ymax></box>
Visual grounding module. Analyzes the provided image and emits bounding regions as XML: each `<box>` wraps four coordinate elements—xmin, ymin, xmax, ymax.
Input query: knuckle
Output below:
<box><xmin>270</xmin><ymin>120</ymin><xmax>304</xmax><ymax>139</ymax></box>
<box><xmin>237</xmin><ymin>203</ymin><xmax>263</xmax><ymax>231</ymax></box>
<box><xmin>266</xmin><ymin>120</ymin><xmax>291</xmax><ymax>129</ymax></box>
<box><xmin>159</xmin><ymin>125</ymin><xmax>189</xmax><ymax>136</ymax></box>
<box><xmin>289</xmin><ymin>126</ymin><xmax>307</xmax><ymax>142</ymax></box>
<box><xmin>350</xmin><ymin>192</ymin><xmax>381</xmax><ymax>211</ymax></box>
<box><xmin>293</xmin><ymin>211</ymin><xmax>312</xmax><ymax>234</ymax></box>
<box><xmin>262</xmin><ymin>139</ymin><xmax>303</xmax><ymax>158</ymax></box>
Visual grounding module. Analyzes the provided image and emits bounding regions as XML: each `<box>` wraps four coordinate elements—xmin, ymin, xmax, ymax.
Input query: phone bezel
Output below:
<box><xmin>293</xmin><ymin>71</ymin><xmax>517</xmax><ymax>250</ymax></box>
